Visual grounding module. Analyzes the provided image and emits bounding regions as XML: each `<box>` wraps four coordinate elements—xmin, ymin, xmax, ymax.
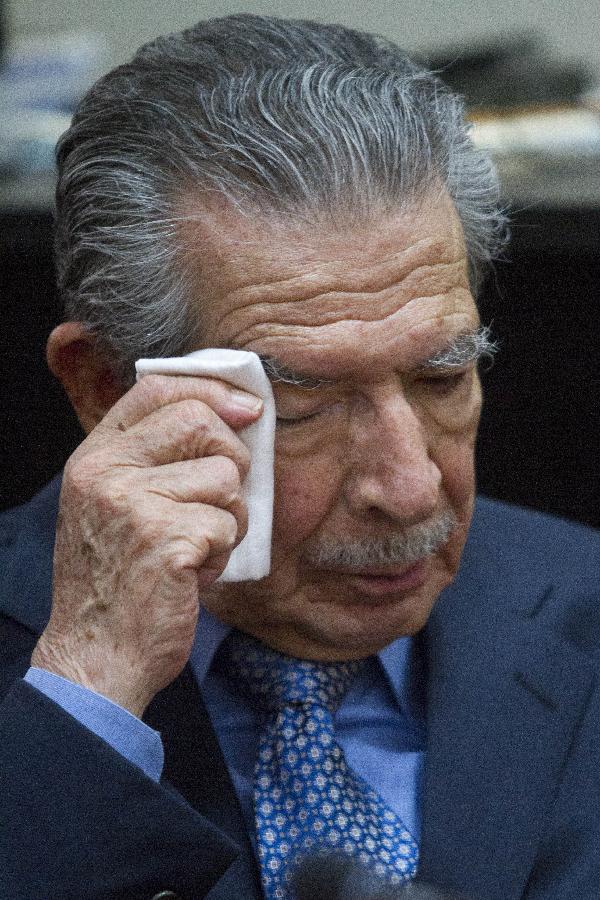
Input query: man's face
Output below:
<box><xmin>184</xmin><ymin>193</ymin><xmax>482</xmax><ymax>660</ymax></box>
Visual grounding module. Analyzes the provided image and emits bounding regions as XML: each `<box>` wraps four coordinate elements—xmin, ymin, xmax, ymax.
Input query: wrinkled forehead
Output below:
<box><xmin>178</xmin><ymin>188</ymin><xmax>465</xmax><ymax>278</ymax></box>
<box><xmin>178</xmin><ymin>191</ymin><xmax>476</xmax><ymax>378</ymax></box>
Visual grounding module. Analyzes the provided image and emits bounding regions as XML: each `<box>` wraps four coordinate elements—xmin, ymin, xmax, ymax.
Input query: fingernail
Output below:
<box><xmin>231</xmin><ymin>389</ymin><xmax>263</xmax><ymax>411</ymax></box>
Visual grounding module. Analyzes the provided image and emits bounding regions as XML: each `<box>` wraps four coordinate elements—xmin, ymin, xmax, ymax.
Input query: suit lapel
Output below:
<box><xmin>0</xmin><ymin>474</ymin><xmax>60</xmax><ymax>634</ymax></box>
<box><xmin>144</xmin><ymin>669</ymin><xmax>263</xmax><ymax>898</ymax></box>
<box><xmin>144</xmin><ymin>666</ymin><xmax>258</xmax><ymax>864</ymax></box>
<box><xmin>418</xmin><ymin>561</ymin><xmax>595</xmax><ymax>900</ymax></box>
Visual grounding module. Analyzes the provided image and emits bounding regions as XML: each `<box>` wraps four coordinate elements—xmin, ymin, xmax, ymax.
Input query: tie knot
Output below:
<box><xmin>218</xmin><ymin>630</ymin><xmax>365</xmax><ymax>714</ymax></box>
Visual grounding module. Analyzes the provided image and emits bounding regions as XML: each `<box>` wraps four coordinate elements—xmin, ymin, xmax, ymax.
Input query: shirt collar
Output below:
<box><xmin>379</xmin><ymin>632</ymin><xmax>426</xmax><ymax>722</ymax></box>
<box><xmin>191</xmin><ymin>607</ymin><xmax>424</xmax><ymax>722</ymax></box>
<box><xmin>190</xmin><ymin>607</ymin><xmax>232</xmax><ymax>684</ymax></box>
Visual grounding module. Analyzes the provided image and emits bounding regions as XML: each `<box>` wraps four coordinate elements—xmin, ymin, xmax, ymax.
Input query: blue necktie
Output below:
<box><xmin>220</xmin><ymin>630</ymin><xmax>419</xmax><ymax>899</ymax></box>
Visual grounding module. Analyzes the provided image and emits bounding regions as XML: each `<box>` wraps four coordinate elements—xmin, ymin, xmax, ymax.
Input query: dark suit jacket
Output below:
<box><xmin>1</xmin><ymin>474</ymin><xmax>599</xmax><ymax>900</ymax></box>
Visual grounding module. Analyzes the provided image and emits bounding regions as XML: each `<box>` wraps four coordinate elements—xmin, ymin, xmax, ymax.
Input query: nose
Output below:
<box><xmin>343</xmin><ymin>386</ymin><xmax>442</xmax><ymax>525</ymax></box>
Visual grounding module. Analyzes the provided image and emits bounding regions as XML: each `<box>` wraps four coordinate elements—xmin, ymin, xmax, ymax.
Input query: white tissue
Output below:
<box><xmin>135</xmin><ymin>349</ymin><xmax>275</xmax><ymax>582</ymax></box>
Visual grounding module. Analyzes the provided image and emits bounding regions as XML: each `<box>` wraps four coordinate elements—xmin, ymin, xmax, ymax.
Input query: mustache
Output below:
<box><xmin>302</xmin><ymin>510</ymin><xmax>458</xmax><ymax>570</ymax></box>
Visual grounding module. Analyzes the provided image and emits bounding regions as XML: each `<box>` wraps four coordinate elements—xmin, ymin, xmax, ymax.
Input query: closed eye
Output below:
<box><xmin>418</xmin><ymin>369</ymin><xmax>471</xmax><ymax>395</ymax></box>
<box><xmin>276</xmin><ymin>409</ymin><xmax>327</xmax><ymax>427</ymax></box>
<box><xmin>275</xmin><ymin>400</ymin><xmax>346</xmax><ymax>427</ymax></box>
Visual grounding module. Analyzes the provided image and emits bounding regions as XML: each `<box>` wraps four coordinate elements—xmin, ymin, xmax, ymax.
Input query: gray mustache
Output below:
<box><xmin>304</xmin><ymin>510</ymin><xmax>458</xmax><ymax>570</ymax></box>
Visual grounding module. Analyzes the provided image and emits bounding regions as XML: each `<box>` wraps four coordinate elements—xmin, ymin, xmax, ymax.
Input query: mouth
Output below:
<box><xmin>325</xmin><ymin>560</ymin><xmax>429</xmax><ymax>600</ymax></box>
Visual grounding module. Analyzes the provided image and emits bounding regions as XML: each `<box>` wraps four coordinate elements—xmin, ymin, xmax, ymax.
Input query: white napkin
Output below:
<box><xmin>135</xmin><ymin>349</ymin><xmax>275</xmax><ymax>582</ymax></box>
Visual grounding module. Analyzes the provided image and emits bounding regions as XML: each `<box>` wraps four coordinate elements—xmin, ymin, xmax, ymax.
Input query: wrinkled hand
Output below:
<box><xmin>31</xmin><ymin>374</ymin><xmax>262</xmax><ymax>717</ymax></box>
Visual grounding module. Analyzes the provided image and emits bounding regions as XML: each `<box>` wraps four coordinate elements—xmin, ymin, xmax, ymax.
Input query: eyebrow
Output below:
<box><xmin>258</xmin><ymin>325</ymin><xmax>498</xmax><ymax>387</ymax></box>
<box><xmin>257</xmin><ymin>356</ymin><xmax>333</xmax><ymax>389</ymax></box>
<box><xmin>419</xmin><ymin>324</ymin><xmax>499</xmax><ymax>371</ymax></box>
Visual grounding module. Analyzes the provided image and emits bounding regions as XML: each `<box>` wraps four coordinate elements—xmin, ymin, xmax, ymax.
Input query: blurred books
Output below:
<box><xmin>428</xmin><ymin>32</ymin><xmax>600</xmax><ymax>206</ymax></box>
<box><xmin>0</xmin><ymin>30</ymin><xmax>108</xmax><ymax>200</ymax></box>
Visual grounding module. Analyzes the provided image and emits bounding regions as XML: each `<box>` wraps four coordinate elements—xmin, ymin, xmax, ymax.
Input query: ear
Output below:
<box><xmin>46</xmin><ymin>323</ymin><xmax>127</xmax><ymax>434</ymax></box>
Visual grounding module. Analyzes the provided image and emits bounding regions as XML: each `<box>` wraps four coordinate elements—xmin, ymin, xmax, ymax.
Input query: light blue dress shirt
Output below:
<box><xmin>25</xmin><ymin>608</ymin><xmax>426</xmax><ymax>842</ymax></box>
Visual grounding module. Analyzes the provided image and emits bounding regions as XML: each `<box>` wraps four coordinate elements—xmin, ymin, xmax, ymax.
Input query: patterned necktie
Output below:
<box><xmin>219</xmin><ymin>630</ymin><xmax>419</xmax><ymax>899</ymax></box>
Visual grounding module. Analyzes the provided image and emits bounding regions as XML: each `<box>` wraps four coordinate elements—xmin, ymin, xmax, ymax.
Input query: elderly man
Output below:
<box><xmin>0</xmin><ymin>13</ymin><xmax>599</xmax><ymax>900</ymax></box>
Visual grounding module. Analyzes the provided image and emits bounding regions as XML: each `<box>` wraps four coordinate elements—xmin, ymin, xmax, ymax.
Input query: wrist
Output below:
<box><xmin>31</xmin><ymin>636</ymin><xmax>152</xmax><ymax>718</ymax></box>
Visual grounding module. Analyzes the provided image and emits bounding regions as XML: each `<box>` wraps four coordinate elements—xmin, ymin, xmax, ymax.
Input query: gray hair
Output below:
<box><xmin>54</xmin><ymin>14</ymin><xmax>508</xmax><ymax>387</ymax></box>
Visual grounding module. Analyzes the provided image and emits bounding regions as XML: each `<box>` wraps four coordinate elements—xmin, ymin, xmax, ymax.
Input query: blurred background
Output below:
<box><xmin>1</xmin><ymin>0</ymin><xmax>599</xmax><ymax>527</ymax></box>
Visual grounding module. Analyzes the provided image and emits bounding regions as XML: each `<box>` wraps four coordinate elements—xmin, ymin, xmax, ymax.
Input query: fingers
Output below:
<box><xmin>125</xmin><ymin>399</ymin><xmax>252</xmax><ymax>472</ymax></box>
<box><xmin>102</xmin><ymin>374</ymin><xmax>263</xmax><ymax>434</ymax></box>
<box><xmin>159</xmin><ymin>502</ymin><xmax>241</xmax><ymax>567</ymax></box>
<box><xmin>143</xmin><ymin>455</ymin><xmax>243</xmax><ymax>505</ymax></box>
<box><xmin>142</xmin><ymin>456</ymin><xmax>249</xmax><ymax>542</ymax></box>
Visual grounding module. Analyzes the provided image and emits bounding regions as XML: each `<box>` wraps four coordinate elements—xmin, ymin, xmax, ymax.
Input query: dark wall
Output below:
<box><xmin>0</xmin><ymin>211</ymin><xmax>84</xmax><ymax>510</ymax></box>
<box><xmin>476</xmin><ymin>207</ymin><xmax>600</xmax><ymax>529</ymax></box>
<box><xmin>1</xmin><ymin>206</ymin><xmax>599</xmax><ymax>528</ymax></box>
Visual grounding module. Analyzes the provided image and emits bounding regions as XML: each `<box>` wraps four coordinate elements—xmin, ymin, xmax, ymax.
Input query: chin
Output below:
<box><xmin>266</xmin><ymin>582</ymin><xmax>442</xmax><ymax>661</ymax></box>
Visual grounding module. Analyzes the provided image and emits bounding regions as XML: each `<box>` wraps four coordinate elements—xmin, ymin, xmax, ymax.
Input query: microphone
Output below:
<box><xmin>291</xmin><ymin>853</ymin><xmax>472</xmax><ymax>900</ymax></box>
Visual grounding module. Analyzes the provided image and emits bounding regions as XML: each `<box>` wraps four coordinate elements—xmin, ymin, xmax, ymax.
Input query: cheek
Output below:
<box><xmin>272</xmin><ymin>450</ymin><xmax>342</xmax><ymax>550</ymax></box>
<box><xmin>429</xmin><ymin>380</ymin><xmax>481</xmax><ymax>512</ymax></box>
<box><xmin>436</xmin><ymin>434</ymin><xmax>478</xmax><ymax>517</ymax></box>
